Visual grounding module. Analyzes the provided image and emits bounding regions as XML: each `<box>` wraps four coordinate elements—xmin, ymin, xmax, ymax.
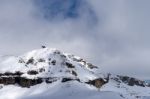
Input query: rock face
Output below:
<box><xmin>0</xmin><ymin>71</ymin><xmax>106</xmax><ymax>88</ymax></box>
<box><xmin>110</xmin><ymin>75</ymin><xmax>147</xmax><ymax>87</ymax></box>
<box><xmin>0</xmin><ymin>74</ymin><xmax>43</xmax><ymax>88</ymax></box>
<box><xmin>86</xmin><ymin>74</ymin><xmax>110</xmax><ymax>88</ymax></box>
<box><xmin>0</xmin><ymin>77</ymin><xmax>16</xmax><ymax>85</ymax></box>
<box><xmin>0</xmin><ymin>71</ymin><xmax>43</xmax><ymax>88</ymax></box>
<box><xmin>15</xmin><ymin>77</ymin><xmax>43</xmax><ymax>88</ymax></box>
<box><xmin>61</xmin><ymin>78</ymin><xmax>80</xmax><ymax>83</ymax></box>
<box><xmin>0</xmin><ymin>71</ymin><xmax>23</xmax><ymax>76</ymax></box>
<box><xmin>86</xmin><ymin>78</ymin><xmax>106</xmax><ymax>88</ymax></box>
<box><xmin>0</xmin><ymin>73</ymin><xmax>107</xmax><ymax>88</ymax></box>
<box><xmin>0</xmin><ymin>75</ymin><xmax>63</xmax><ymax>88</ymax></box>
<box><xmin>118</xmin><ymin>76</ymin><xmax>146</xmax><ymax>87</ymax></box>
<box><xmin>27</xmin><ymin>70</ymin><xmax>39</xmax><ymax>75</ymax></box>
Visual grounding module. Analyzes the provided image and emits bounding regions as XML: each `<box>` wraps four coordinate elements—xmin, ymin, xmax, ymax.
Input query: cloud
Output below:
<box><xmin>86</xmin><ymin>0</ymin><xmax>150</xmax><ymax>79</ymax></box>
<box><xmin>0</xmin><ymin>0</ymin><xmax>150</xmax><ymax>79</ymax></box>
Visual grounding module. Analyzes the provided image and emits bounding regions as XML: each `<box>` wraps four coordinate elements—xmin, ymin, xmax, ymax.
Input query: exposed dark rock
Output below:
<box><xmin>54</xmin><ymin>50</ymin><xmax>61</xmax><ymax>54</ymax></box>
<box><xmin>61</xmin><ymin>78</ymin><xmax>73</xmax><ymax>82</ymax></box>
<box><xmin>61</xmin><ymin>78</ymin><xmax>80</xmax><ymax>83</ymax></box>
<box><xmin>4</xmin><ymin>72</ymin><xmax>15</xmax><ymax>76</ymax></box>
<box><xmin>14</xmin><ymin>71</ymin><xmax>24</xmax><ymax>76</ymax></box>
<box><xmin>86</xmin><ymin>74</ymin><xmax>110</xmax><ymax>89</ymax></box>
<box><xmin>118</xmin><ymin>76</ymin><xmax>146</xmax><ymax>87</ymax></box>
<box><xmin>38</xmin><ymin>58</ymin><xmax>45</xmax><ymax>62</ymax></box>
<box><xmin>0</xmin><ymin>77</ymin><xmax>16</xmax><ymax>85</ymax></box>
<box><xmin>72</xmin><ymin>58</ymin><xmax>81</xmax><ymax>62</ymax></box>
<box><xmin>16</xmin><ymin>77</ymin><xmax>43</xmax><ymax>88</ymax></box>
<box><xmin>87</xmin><ymin>63</ymin><xmax>98</xmax><ymax>69</ymax></box>
<box><xmin>45</xmin><ymin>78</ymin><xmax>57</xmax><ymax>83</ymax></box>
<box><xmin>105</xmin><ymin>73</ymin><xmax>111</xmax><ymax>83</ymax></box>
<box><xmin>0</xmin><ymin>71</ymin><xmax>23</xmax><ymax>76</ymax></box>
<box><xmin>60</xmin><ymin>54</ymin><xmax>66</xmax><ymax>58</ymax></box>
<box><xmin>27</xmin><ymin>70</ymin><xmax>39</xmax><ymax>75</ymax></box>
<box><xmin>0</xmin><ymin>76</ymin><xmax>43</xmax><ymax>88</ymax></box>
<box><xmin>16</xmin><ymin>77</ymin><xmax>31</xmax><ymax>88</ymax></box>
<box><xmin>112</xmin><ymin>77</ymin><xmax>121</xmax><ymax>83</ymax></box>
<box><xmin>86</xmin><ymin>78</ymin><xmax>107</xmax><ymax>88</ymax></box>
<box><xmin>26</xmin><ymin>57</ymin><xmax>34</xmax><ymax>65</ymax></box>
<box><xmin>48</xmin><ymin>62</ymin><xmax>51</xmax><ymax>65</ymax></box>
<box><xmin>48</xmin><ymin>58</ymin><xmax>51</xmax><ymax>61</ymax></box>
<box><xmin>51</xmin><ymin>60</ymin><xmax>56</xmax><ymax>65</ymax></box>
<box><xmin>41</xmin><ymin>46</ymin><xmax>46</xmax><ymax>48</ymax></box>
<box><xmin>72</xmin><ymin>70</ymin><xmax>77</xmax><ymax>76</ymax></box>
<box><xmin>65</xmin><ymin>62</ymin><xmax>75</xmax><ymax>68</ymax></box>
<box><xmin>0</xmin><ymin>76</ymin><xmax>81</xmax><ymax>88</ymax></box>
<box><xmin>39</xmin><ymin>68</ymin><xmax>45</xmax><ymax>72</ymax></box>
<box><xmin>71</xmin><ymin>56</ymin><xmax>83</xmax><ymax>62</ymax></box>
<box><xmin>18</xmin><ymin>58</ymin><xmax>25</xmax><ymax>63</ymax></box>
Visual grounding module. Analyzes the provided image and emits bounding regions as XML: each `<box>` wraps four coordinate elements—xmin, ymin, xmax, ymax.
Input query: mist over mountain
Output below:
<box><xmin>0</xmin><ymin>0</ymin><xmax>150</xmax><ymax>98</ymax></box>
<box><xmin>0</xmin><ymin>0</ymin><xmax>150</xmax><ymax>79</ymax></box>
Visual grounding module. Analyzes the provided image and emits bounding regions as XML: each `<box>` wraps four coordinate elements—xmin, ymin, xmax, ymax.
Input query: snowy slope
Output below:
<box><xmin>0</xmin><ymin>48</ymin><xmax>100</xmax><ymax>81</ymax></box>
<box><xmin>0</xmin><ymin>81</ymin><xmax>124</xmax><ymax>99</ymax></box>
<box><xmin>0</xmin><ymin>48</ymin><xmax>150</xmax><ymax>99</ymax></box>
<box><xmin>102</xmin><ymin>76</ymin><xmax>150</xmax><ymax>99</ymax></box>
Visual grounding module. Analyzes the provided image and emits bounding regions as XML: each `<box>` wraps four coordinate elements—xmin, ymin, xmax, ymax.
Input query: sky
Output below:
<box><xmin>0</xmin><ymin>0</ymin><xmax>150</xmax><ymax>79</ymax></box>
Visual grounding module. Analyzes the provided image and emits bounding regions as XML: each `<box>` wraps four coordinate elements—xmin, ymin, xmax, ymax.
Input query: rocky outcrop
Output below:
<box><xmin>0</xmin><ymin>77</ymin><xmax>16</xmax><ymax>85</ymax></box>
<box><xmin>0</xmin><ymin>76</ymin><xmax>43</xmax><ymax>88</ymax></box>
<box><xmin>111</xmin><ymin>75</ymin><xmax>147</xmax><ymax>87</ymax></box>
<box><xmin>118</xmin><ymin>76</ymin><xmax>146</xmax><ymax>87</ymax></box>
<box><xmin>0</xmin><ymin>71</ymin><xmax>147</xmax><ymax>89</ymax></box>
<box><xmin>51</xmin><ymin>60</ymin><xmax>56</xmax><ymax>65</ymax></box>
<box><xmin>0</xmin><ymin>71</ymin><xmax>58</xmax><ymax>88</ymax></box>
<box><xmin>61</xmin><ymin>78</ymin><xmax>80</xmax><ymax>83</ymax></box>
<box><xmin>26</xmin><ymin>57</ymin><xmax>34</xmax><ymax>65</ymax></box>
<box><xmin>86</xmin><ymin>63</ymin><xmax>98</xmax><ymax>69</ymax></box>
<box><xmin>86</xmin><ymin>74</ymin><xmax>110</xmax><ymax>88</ymax></box>
<box><xmin>86</xmin><ymin>78</ymin><xmax>107</xmax><ymax>88</ymax></box>
<box><xmin>65</xmin><ymin>62</ymin><xmax>75</xmax><ymax>68</ymax></box>
<box><xmin>0</xmin><ymin>71</ymin><xmax>23</xmax><ymax>76</ymax></box>
<box><xmin>15</xmin><ymin>77</ymin><xmax>43</xmax><ymax>88</ymax></box>
<box><xmin>27</xmin><ymin>70</ymin><xmax>39</xmax><ymax>75</ymax></box>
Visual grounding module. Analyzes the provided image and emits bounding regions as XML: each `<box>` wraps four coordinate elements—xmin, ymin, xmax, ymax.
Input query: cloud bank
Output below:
<box><xmin>0</xmin><ymin>0</ymin><xmax>150</xmax><ymax>79</ymax></box>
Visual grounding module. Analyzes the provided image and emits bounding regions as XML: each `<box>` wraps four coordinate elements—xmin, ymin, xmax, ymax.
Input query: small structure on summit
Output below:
<box><xmin>41</xmin><ymin>45</ymin><xmax>46</xmax><ymax>48</ymax></box>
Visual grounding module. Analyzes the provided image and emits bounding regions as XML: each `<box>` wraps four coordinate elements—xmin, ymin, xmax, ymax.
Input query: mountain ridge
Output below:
<box><xmin>0</xmin><ymin>47</ymin><xmax>150</xmax><ymax>99</ymax></box>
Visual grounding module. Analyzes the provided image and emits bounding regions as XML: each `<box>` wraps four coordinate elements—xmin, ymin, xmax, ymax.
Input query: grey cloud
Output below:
<box><xmin>0</xmin><ymin>0</ymin><xmax>150</xmax><ymax>79</ymax></box>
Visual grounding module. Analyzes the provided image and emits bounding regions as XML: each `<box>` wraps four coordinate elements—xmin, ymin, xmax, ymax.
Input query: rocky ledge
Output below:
<box><xmin>0</xmin><ymin>71</ymin><xmax>108</xmax><ymax>88</ymax></box>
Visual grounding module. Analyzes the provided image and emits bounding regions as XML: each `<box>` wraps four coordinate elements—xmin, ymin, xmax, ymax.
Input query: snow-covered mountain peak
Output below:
<box><xmin>0</xmin><ymin>48</ymin><xmax>100</xmax><ymax>82</ymax></box>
